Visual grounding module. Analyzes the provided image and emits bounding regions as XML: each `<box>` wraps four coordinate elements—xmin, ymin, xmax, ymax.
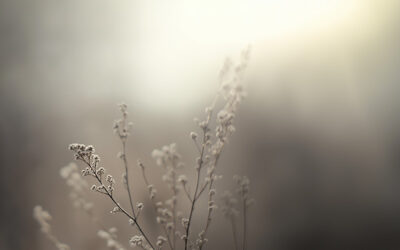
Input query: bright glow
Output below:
<box><xmin>132</xmin><ymin>0</ymin><xmax>368</xmax><ymax>110</ymax></box>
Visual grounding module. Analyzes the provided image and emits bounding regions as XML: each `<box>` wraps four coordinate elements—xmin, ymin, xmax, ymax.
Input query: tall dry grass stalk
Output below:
<box><xmin>34</xmin><ymin>47</ymin><xmax>254</xmax><ymax>250</ymax></box>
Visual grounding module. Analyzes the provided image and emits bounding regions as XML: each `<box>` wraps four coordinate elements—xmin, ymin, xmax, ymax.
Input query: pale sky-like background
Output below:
<box><xmin>1</xmin><ymin>0</ymin><xmax>400</xmax><ymax>249</ymax></box>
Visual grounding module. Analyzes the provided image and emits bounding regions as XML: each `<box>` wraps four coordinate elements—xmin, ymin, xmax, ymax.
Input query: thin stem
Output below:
<box><xmin>183</xmin><ymin>93</ymin><xmax>220</xmax><ymax>249</ymax></box>
<box><xmin>242</xmin><ymin>197</ymin><xmax>247</xmax><ymax>250</ymax></box>
<box><xmin>199</xmin><ymin>153</ymin><xmax>222</xmax><ymax>250</ymax></box>
<box><xmin>193</xmin><ymin>140</ymin><xmax>202</xmax><ymax>154</ymax></box>
<box><xmin>230</xmin><ymin>216</ymin><xmax>239</xmax><ymax>250</ymax></box>
<box><xmin>184</xmin><ymin>128</ymin><xmax>207</xmax><ymax>250</ymax></box>
<box><xmin>195</xmin><ymin>182</ymin><xmax>208</xmax><ymax>201</ymax></box>
<box><xmin>140</xmin><ymin>163</ymin><xmax>174</xmax><ymax>250</ymax></box>
<box><xmin>82</xmin><ymin>159</ymin><xmax>154</xmax><ymax>249</ymax></box>
<box><xmin>183</xmin><ymin>184</ymin><xmax>193</xmax><ymax>203</ymax></box>
<box><xmin>171</xmin><ymin>169</ymin><xmax>177</xmax><ymax>249</ymax></box>
<box><xmin>184</xmin><ymin>169</ymin><xmax>201</xmax><ymax>250</ymax></box>
<box><xmin>121</xmin><ymin>139</ymin><xmax>136</xmax><ymax>218</ymax></box>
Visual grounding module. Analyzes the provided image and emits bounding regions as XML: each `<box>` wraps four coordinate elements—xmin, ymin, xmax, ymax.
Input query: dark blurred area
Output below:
<box><xmin>2</xmin><ymin>0</ymin><xmax>400</xmax><ymax>249</ymax></box>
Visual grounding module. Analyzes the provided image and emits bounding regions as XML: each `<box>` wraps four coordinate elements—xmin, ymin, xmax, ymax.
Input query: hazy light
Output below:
<box><xmin>132</xmin><ymin>0</ymin><xmax>368</xmax><ymax>110</ymax></box>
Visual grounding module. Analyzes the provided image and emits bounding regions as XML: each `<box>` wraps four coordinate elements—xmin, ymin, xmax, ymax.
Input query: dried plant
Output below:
<box><xmin>34</xmin><ymin>47</ymin><xmax>254</xmax><ymax>250</ymax></box>
<box><xmin>33</xmin><ymin>206</ymin><xmax>71</xmax><ymax>250</ymax></box>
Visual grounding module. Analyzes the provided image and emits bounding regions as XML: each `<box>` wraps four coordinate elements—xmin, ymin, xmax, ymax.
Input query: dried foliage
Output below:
<box><xmin>34</xmin><ymin>48</ymin><xmax>254</xmax><ymax>250</ymax></box>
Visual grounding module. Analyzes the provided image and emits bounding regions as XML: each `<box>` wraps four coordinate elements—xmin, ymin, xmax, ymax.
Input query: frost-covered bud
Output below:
<box><xmin>181</xmin><ymin>218</ymin><xmax>189</xmax><ymax>229</ymax></box>
<box><xmin>196</xmin><ymin>157</ymin><xmax>202</xmax><ymax>165</ymax></box>
<box><xmin>208</xmin><ymin>204</ymin><xmax>218</xmax><ymax>211</ymax></box>
<box><xmin>136</xmin><ymin>202</ymin><xmax>144</xmax><ymax>210</ymax></box>
<box><xmin>148</xmin><ymin>185</ymin><xmax>157</xmax><ymax>200</ymax></box>
<box><xmin>221</xmin><ymin>191</ymin><xmax>239</xmax><ymax>218</ymax></box>
<box><xmin>156</xmin><ymin>217</ymin><xmax>166</xmax><ymax>224</ymax></box>
<box><xmin>209</xmin><ymin>189</ymin><xmax>216</xmax><ymax>196</ymax></box>
<box><xmin>129</xmin><ymin>219</ymin><xmax>135</xmax><ymax>225</ymax></box>
<box><xmin>106</xmin><ymin>175</ymin><xmax>114</xmax><ymax>184</ymax></box>
<box><xmin>234</xmin><ymin>175</ymin><xmax>250</xmax><ymax>197</ymax></box>
<box><xmin>92</xmin><ymin>154</ymin><xmax>100</xmax><ymax>162</ymax></box>
<box><xmin>178</xmin><ymin>175</ymin><xmax>188</xmax><ymax>185</ymax></box>
<box><xmin>82</xmin><ymin>168</ymin><xmax>91</xmax><ymax>177</ymax></box>
<box><xmin>159</xmin><ymin>208</ymin><xmax>172</xmax><ymax>218</ymax></box>
<box><xmin>119</xmin><ymin>103</ymin><xmax>127</xmax><ymax>112</ymax></box>
<box><xmin>121</xmin><ymin>173</ymin><xmax>127</xmax><ymax>185</ymax></box>
<box><xmin>199</xmin><ymin>121</ymin><xmax>207</xmax><ymax>130</ymax></box>
<box><xmin>156</xmin><ymin>236</ymin><xmax>167</xmax><ymax>247</ymax></box>
<box><xmin>190</xmin><ymin>132</ymin><xmax>198</xmax><ymax>140</ymax></box>
<box><xmin>107</xmin><ymin>185</ymin><xmax>114</xmax><ymax>193</ymax></box>
<box><xmin>130</xmin><ymin>235</ymin><xmax>144</xmax><ymax>247</ymax></box>
<box><xmin>137</xmin><ymin>160</ymin><xmax>145</xmax><ymax>169</ymax></box>
<box><xmin>96</xmin><ymin>167</ymin><xmax>105</xmax><ymax>178</ymax></box>
<box><xmin>110</xmin><ymin>206</ymin><xmax>120</xmax><ymax>214</ymax></box>
<box><xmin>85</xmin><ymin>145</ymin><xmax>95</xmax><ymax>152</ymax></box>
<box><xmin>91</xmin><ymin>185</ymin><xmax>96</xmax><ymax>191</ymax></box>
<box><xmin>117</xmin><ymin>152</ymin><xmax>124</xmax><ymax>159</ymax></box>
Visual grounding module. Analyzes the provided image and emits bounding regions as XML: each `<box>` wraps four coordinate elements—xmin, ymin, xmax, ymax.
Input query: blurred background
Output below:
<box><xmin>1</xmin><ymin>0</ymin><xmax>400</xmax><ymax>249</ymax></box>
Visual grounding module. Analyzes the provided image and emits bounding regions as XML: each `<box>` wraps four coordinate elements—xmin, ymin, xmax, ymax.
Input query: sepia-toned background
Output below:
<box><xmin>1</xmin><ymin>0</ymin><xmax>400</xmax><ymax>249</ymax></box>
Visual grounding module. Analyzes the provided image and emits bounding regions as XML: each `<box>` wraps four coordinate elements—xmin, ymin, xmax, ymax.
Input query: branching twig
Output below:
<box><xmin>76</xmin><ymin>154</ymin><xmax>154</xmax><ymax>249</ymax></box>
<box><xmin>139</xmin><ymin>161</ymin><xmax>174</xmax><ymax>250</ymax></box>
<box><xmin>184</xmin><ymin>125</ymin><xmax>209</xmax><ymax>250</ymax></box>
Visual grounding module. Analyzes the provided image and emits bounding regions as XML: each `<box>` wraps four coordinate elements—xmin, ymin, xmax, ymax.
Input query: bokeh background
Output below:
<box><xmin>1</xmin><ymin>0</ymin><xmax>400</xmax><ymax>249</ymax></box>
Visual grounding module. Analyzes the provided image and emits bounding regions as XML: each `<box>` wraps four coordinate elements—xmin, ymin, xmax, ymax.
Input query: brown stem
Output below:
<box><xmin>242</xmin><ymin>197</ymin><xmax>247</xmax><ymax>250</ymax></box>
<box><xmin>230</xmin><ymin>215</ymin><xmax>239</xmax><ymax>250</ymax></box>
<box><xmin>121</xmin><ymin>139</ymin><xmax>136</xmax><ymax>218</ymax></box>
<box><xmin>82</xmin><ymin>158</ymin><xmax>154</xmax><ymax>249</ymax></box>
<box><xmin>140</xmin><ymin>162</ymin><xmax>174</xmax><ymax>250</ymax></box>
<box><xmin>184</xmin><ymin>128</ymin><xmax>207</xmax><ymax>250</ymax></box>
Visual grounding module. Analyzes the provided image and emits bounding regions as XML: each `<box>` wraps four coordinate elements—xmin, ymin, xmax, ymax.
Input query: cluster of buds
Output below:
<box><xmin>129</xmin><ymin>235</ymin><xmax>152</xmax><ymax>249</ymax></box>
<box><xmin>156</xmin><ymin>236</ymin><xmax>167</xmax><ymax>248</ymax></box>
<box><xmin>181</xmin><ymin>218</ymin><xmax>189</xmax><ymax>229</ymax></box>
<box><xmin>69</xmin><ymin>143</ymin><xmax>117</xmax><ymax>197</ymax></box>
<box><xmin>135</xmin><ymin>202</ymin><xmax>144</xmax><ymax>218</ymax></box>
<box><xmin>215</xmin><ymin>110</ymin><xmax>236</xmax><ymax>143</ymax></box>
<box><xmin>220</xmin><ymin>191</ymin><xmax>239</xmax><ymax>219</ymax></box>
<box><xmin>234</xmin><ymin>175</ymin><xmax>254</xmax><ymax>207</ymax></box>
<box><xmin>151</xmin><ymin>143</ymin><xmax>182</xmax><ymax>169</ymax></box>
<box><xmin>152</xmin><ymin>143</ymin><xmax>183</xmax><ymax>195</ymax></box>
<box><xmin>89</xmin><ymin>174</ymin><xmax>115</xmax><ymax>196</ymax></box>
<box><xmin>177</xmin><ymin>174</ymin><xmax>188</xmax><ymax>185</ymax></box>
<box><xmin>68</xmin><ymin>144</ymin><xmax>100</xmax><ymax>175</ymax></box>
<box><xmin>147</xmin><ymin>184</ymin><xmax>157</xmax><ymax>200</ymax></box>
<box><xmin>156</xmin><ymin>205</ymin><xmax>173</xmax><ymax>226</ymax></box>
<box><xmin>220</xmin><ymin>46</ymin><xmax>250</xmax><ymax>105</ymax></box>
<box><xmin>129</xmin><ymin>235</ymin><xmax>144</xmax><ymax>247</ymax></box>
<box><xmin>113</xmin><ymin>103</ymin><xmax>133</xmax><ymax>140</ymax></box>
<box><xmin>195</xmin><ymin>230</ymin><xmax>208</xmax><ymax>249</ymax></box>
